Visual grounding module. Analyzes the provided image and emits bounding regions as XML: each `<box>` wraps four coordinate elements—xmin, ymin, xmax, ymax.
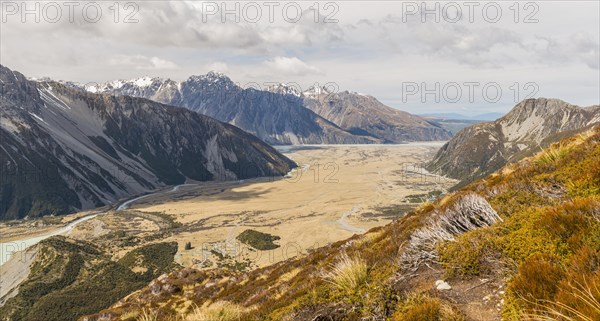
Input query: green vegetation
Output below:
<box><xmin>0</xmin><ymin>237</ymin><xmax>179</xmax><ymax>321</ymax></box>
<box><xmin>119</xmin><ymin>242</ymin><xmax>180</xmax><ymax>277</ymax></box>
<box><xmin>404</xmin><ymin>190</ymin><xmax>444</xmax><ymax>203</ymax></box>
<box><xmin>236</xmin><ymin>229</ymin><xmax>281</xmax><ymax>250</ymax></box>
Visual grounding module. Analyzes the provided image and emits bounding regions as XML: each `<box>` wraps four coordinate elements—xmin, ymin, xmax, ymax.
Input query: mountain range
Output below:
<box><xmin>78</xmin><ymin>73</ymin><xmax>452</xmax><ymax>144</ymax></box>
<box><xmin>427</xmin><ymin>98</ymin><xmax>600</xmax><ymax>185</ymax></box>
<box><xmin>0</xmin><ymin>65</ymin><xmax>295</xmax><ymax>220</ymax></box>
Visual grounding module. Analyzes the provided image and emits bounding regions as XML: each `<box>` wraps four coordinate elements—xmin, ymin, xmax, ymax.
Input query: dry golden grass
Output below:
<box><xmin>185</xmin><ymin>301</ymin><xmax>243</xmax><ymax>321</ymax></box>
<box><xmin>392</xmin><ymin>292</ymin><xmax>465</xmax><ymax>321</ymax></box>
<box><xmin>323</xmin><ymin>252</ymin><xmax>368</xmax><ymax>292</ymax></box>
<box><xmin>135</xmin><ymin>309</ymin><xmax>157</xmax><ymax>321</ymax></box>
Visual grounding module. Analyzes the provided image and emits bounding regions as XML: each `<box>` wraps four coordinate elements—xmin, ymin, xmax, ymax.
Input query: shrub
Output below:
<box><xmin>508</xmin><ymin>254</ymin><xmax>564</xmax><ymax>310</ymax></box>
<box><xmin>236</xmin><ymin>229</ymin><xmax>280</xmax><ymax>250</ymax></box>
<box><xmin>438</xmin><ymin>228</ymin><xmax>495</xmax><ymax>277</ymax></box>
<box><xmin>519</xmin><ymin>277</ymin><xmax>600</xmax><ymax>321</ymax></box>
<box><xmin>323</xmin><ymin>252</ymin><xmax>368</xmax><ymax>293</ymax></box>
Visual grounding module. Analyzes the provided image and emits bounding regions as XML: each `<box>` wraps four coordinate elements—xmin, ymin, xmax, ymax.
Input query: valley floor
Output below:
<box><xmin>1</xmin><ymin>143</ymin><xmax>455</xmax><ymax>271</ymax></box>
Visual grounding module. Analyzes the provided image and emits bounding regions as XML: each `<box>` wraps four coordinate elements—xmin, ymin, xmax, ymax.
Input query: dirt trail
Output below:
<box><xmin>336</xmin><ymin>207</ymin><xmax>366</xmax><ymax>233</ymax></box>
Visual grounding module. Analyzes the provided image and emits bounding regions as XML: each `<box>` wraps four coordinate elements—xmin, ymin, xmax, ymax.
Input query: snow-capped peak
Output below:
<box><xmin>133</xmin><ymin>76</ymin><xmax>155</xmax><ymax>88</ymax></box>
<box><xmin>302</xmin><ymin>85</ymin><xmax>332</xmax><ymax>98</ymax></box>
<box><xmin>266</xmin><ymin>83</ymin><xmax>301</xmax><ymax>97</ymax></box>
<box><xmin>188</xmin><ymin>71</ymin><xmax>231</xmax><ymax>83</ymax></box>
<box><xmin>82</xmin><ymin>76</ymin><xmax>170</xmax><ymax>94</ymax></box>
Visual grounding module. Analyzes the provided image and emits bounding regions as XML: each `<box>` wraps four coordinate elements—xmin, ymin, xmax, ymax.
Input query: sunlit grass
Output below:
<box><xmin>185</xmin><ymin>301</ymin><xmax>243</xmax><ymax>321</ymax></box>
<box><xmin>323</xmin><ymin>252</ymin><xmax>368</xmax><ymax>292</ymax></box>
<box><xmin>136</xmin><ymin>309</ymin><xmax>157</xmax><ymax>321</ymax></box>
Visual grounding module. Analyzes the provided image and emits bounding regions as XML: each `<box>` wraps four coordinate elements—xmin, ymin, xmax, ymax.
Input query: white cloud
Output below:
<box><xmin>264</xmin><ymin>57</ymin><xmax>323</xmax><ymax>76</ymax></box>
<box><xmin>109</xmin><ymin>55</ymin><xmax>178</xmax><ymax>70</ymax></box>
<box><xmin>205</xmin><ymin>62</ymin><xmax>229</xmax><ymax>73</ymax></box>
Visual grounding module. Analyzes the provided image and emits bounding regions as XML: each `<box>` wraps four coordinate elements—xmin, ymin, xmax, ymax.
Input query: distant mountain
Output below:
<box><xmin>420</xmin><ymin>112</ymin><xmax>505</xmax><ymax>121</ymax></box>
<box><xmin>421</xmin><ymin>117</ymin><xmax>484</xmax><ymax>135</ymax></box>
<box><xmin>427</xmin><ymin>98</ymin><xmax>600</xmax><ymax>185</ymax></box>
<box><xmin>302</xmin><ymin>87</ymin><xmax>453</xmax><ymax>142</ymax></box>
<box><xmin>0</xmin><ymin>65</ymin><xmax>295</xmax><ymax>220</ymax></box>
<box><xmin>83</xmin><ymin>73</ymin><xmax>380</xmax><ymax>145</ymax></box>
<box><xmin>83</xmin><ymin>74</ymin><xmax>452</xmax><ymax>144</ymax></box>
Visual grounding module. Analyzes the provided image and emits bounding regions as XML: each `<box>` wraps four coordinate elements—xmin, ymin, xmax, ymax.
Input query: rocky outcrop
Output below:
<box><xmin>0</xmin><ymin>65</ymin><xmax>295</xmax><ymax>220</ymax></box>
<box><xmin>427</xmin><ymin>98</ymin><xmax>600</xmax><ymax>183</ymax></box>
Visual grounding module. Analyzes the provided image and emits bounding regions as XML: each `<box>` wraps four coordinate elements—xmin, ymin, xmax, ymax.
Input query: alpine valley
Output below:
<box><xmin>1</xmin><ymin>66</ymin><xmax>599</xmax><ymax>321</ymax></box>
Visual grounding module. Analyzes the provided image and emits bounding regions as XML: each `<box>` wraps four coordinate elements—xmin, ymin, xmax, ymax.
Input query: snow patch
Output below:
<box><xmin>28</xmin><ymin>112</ymin><xmax>47</xmax><ymax>124</ymax></box>
<box><xmin>134</xmin><ymin>76</ymin><xmax>154</xmax><ymax>88</ymax></box>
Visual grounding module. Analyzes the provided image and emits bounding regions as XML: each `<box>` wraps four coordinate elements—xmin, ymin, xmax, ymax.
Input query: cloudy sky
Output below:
<box><xmin>1</xmin><ymin>1</ymin><xmax>598</xmax><ymax>115</ymax></box>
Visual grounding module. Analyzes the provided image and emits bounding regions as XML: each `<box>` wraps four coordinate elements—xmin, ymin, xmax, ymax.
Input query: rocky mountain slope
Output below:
<box><xmin>302</xmin><ymin>87</ymin><xmax>452</xmax><ymax>142</ymax></box>
<box><xmin>83</xmin><ymin>74</ymin><xmax>452</xmax><ymax>144</ymax></box>
<box><xmin>80</xmin><ymin>126</ymin><xmax>600</xmax><ymax>321</ymax></box>
<box><xmin>427</xmin><ymin>98</ymin><xmax>600</xmax><ymax>185</ymax></box>
<box><xmin>83</xmin><ymin>74</ymin><xmax>380</xmax><ymax>145</ymax></box>
<box><xmin>0</xmin><ymin>65</ymin><xmax>295</xmax><ymax>220</ymax></box>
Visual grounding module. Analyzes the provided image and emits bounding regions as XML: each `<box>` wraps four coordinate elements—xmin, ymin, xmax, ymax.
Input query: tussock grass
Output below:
<box><xmin>185</xmin><ymin>301</ymin><xmax>243</xmax><ymax>321</ymax></box>
<box><xmin>536</xmin><ymin>143</ymin><xmax>571</xmax><ymax>165</ymax></box>
<box><xmin>136</xmin><ymin>309</ymin><xmax>157</xmax><ymax>321</ymax></box>
<box><xmin>323</xmin><ymin>252</ymin><xmax>368</xmax><ymax>292</ymax></box>
<box><xmin>120</xmin><ymin>310</ymin><xmax>140</xmax><ymax>320</ymax></box>
<box><xmin>392</xmin><ymin>292</ymin><xmax>465</xmax><ymax>321</ymax></box>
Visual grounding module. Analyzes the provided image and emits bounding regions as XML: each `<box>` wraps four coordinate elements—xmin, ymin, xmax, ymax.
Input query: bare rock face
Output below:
<box><xmin>84</xmin><ymin>73</ymin><xmax>380</xmax><ymax>145</ymax></box>
<box><xmin>0</xmin><ymin>65</ymin><xmax>295</xmax><ymax>220</ymax></box>
<box><xmin>303</xmin><ymin>88</ymin><xmax>453</xmax><ymax>143</ymax></box>
<box><xmin>427</xmin><ymin>98</ymin><xmax>600</xmax><ymax>184</ymax></box>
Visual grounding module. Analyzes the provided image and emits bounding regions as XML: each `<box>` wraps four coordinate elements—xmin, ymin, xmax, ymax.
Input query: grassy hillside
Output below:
<box><xmin>0</xmin><ymin>237</ymin><xmax>179</xmax><ymax>321</ymax></box>
<box><xmin>82</xmin><ymin>127</ymin><xmax>600</xmax><ymax>321</ymax></box>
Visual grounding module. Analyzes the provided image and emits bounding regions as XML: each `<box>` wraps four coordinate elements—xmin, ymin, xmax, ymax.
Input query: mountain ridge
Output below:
<box><xmin>426</xmin><ymin>97</ymin><xmax>600</xmax><ymax>185</ymax></box>
<box><xmin>0</xmin><ymin>65</ymin><xmax>295</xmax><ymax>220</ymax></box>
<box><xmin>75</xmin><ymin>73</ymin><xmax>452</xmax><ymax>144</ymax></box>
